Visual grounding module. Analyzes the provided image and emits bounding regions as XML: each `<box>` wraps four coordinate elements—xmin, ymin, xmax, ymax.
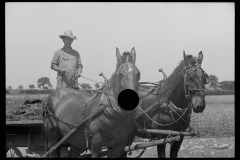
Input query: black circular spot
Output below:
<box><xmin>117</xmin><ymin>89</ymin><xmax>139</xmax><ymax>111</ymax></box>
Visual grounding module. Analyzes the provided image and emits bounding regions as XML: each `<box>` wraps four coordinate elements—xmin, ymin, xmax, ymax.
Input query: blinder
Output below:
<box><xmin>182</xmin><ymin>63</ymin><xmax>208</xmax><ymax>101</ymax></box>
<box><xmin>203</xmin><ymin>71</ymin><xmax>209</xmax><ymax>84</ymax></box>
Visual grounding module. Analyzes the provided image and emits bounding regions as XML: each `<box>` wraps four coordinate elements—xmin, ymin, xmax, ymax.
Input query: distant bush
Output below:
<box><xmin>6</xmin><ymin>89</ymin><xmax>9</xmax><ymax>94</ymax></box>
<box><xmin>20</xmin><ymin>89</ymin><xmax>55</xmax><ymax>94</ymax></box>
<box><xmin>204</xmin><ymin>88</ymin><xmax>234</xmax><ymax>95</ymax></box>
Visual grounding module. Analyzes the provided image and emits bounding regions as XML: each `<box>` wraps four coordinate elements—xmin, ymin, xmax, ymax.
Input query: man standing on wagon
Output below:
<box><xmin>51</xmin><ymin>30</ymin><xmax>83</xmax><ymax>89</ymax></box>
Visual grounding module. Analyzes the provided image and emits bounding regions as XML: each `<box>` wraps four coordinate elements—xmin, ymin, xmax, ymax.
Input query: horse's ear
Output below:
<box><xmin>198</xmin><ymin>51</ymin><xmax>203</xmax><ymax>64</ymax></box>
<box><xmin>131</xmin><ymin>47</ymin><xmax>136</xmax><ymax>64</ymax></box>
<box><xmin>116</xmin><ymin>47</ymin><xmax>122</xmax><ymax>64</ymax></box>
<box><xmin>183</xmin><ymin>51</ymin><xmax>189</xmax><ymax>66</ymax></box>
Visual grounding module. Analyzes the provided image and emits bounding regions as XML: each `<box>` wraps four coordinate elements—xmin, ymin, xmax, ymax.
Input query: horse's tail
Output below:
<box><xmin>40</xmin><ymin>96</ymin><xmax>49</xmax><ymax>152</ymax></box>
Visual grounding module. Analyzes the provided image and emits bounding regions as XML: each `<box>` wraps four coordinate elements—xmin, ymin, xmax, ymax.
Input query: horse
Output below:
<box><xmin>121</xmin><ymin>51</ymin><xmax>210</xmax><ymax>158</ymax></box>
<box><xmin>43</xmin><ymin>47</ymin><xmax>141</xmax><ymax>158</ymax></box>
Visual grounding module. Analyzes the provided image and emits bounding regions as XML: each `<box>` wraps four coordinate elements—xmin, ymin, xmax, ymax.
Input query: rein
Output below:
<box><xmin>68</xmin><ymin>66</ymin><xmax>153</xmax><ymax>101</ymax></box>
<box><xmin>43</xmin><ymin>91</ymin><xmax>106</xmax><ymax>130</ymax></box>
<box><xmin>136</xmin><ymin>62</ymin><xmax>206</xmax><ymax>127</ymax></box>
<box><xmin>42</xmin><ymin>97</ymin><xmax>108</xmax><ymax>157</ymax></box>
<box><xmin>137</xmin><ymin>104</ymin><xmax>190</xmax><ymax>127</ymax></box>
<box><xmin>68</xmin><ymin>62</ymin><xmax>140</xmax><ymax>118</ymax></box>
<box><xmin>139</xmin><ymin>82</ymin><xmax>159</xmax><ymax>85</ymax></box>
<box><xmin>104</xmin><ymin>61</ymin><xmax>141</xmax><ymax>117</ymax></box>
<box><xmin>182</xmin><ymin>62</ymin><xmax>206</xmax><ymax>101</ymax></box>
<box><xmin>80</xmin><ymin>75</ymin><xmax>105</xmax><ymax>84</ymax></box>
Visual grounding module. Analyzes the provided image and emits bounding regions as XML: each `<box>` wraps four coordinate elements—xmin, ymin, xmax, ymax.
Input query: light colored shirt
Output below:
<box><xmin>51</xmin><ymin>47</ymin><xmax>83</xmax><ymax>89</ymax></box>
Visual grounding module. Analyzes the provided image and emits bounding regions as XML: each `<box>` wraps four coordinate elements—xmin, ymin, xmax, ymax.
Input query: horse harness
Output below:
<box><xmin>42</xmin><ymin>60</ymin><xmax>141</xmax><ymax>155</ymax></box>
<box><xmin>181</xmin><ymin>61</ymin><xmax>206</xmax><ymax>101</ymax></box>
<box><xmin>135</xmin><ymin>60</ymin><xmax>206</xmax><ymax>131</ymax></box>
<box><xmin>43</xmin><ymin>76</ymin><xmax>138</xmax><ymax>151</ymax></box>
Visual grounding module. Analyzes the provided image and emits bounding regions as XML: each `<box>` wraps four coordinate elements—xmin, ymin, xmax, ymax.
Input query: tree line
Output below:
<box><xmin>6</xmin><ymin>76</ymin><xmax>105</xmax><ymax>94</ymax></box>
<box><xmin>204</xmin><ymin>74</ymin><xmax>234</xmax><ymax>95</ymax></box>
<box><xmin>6</xmin><ymin>75</ymin><xmax>234</xmax><ymax>95</ymax></box>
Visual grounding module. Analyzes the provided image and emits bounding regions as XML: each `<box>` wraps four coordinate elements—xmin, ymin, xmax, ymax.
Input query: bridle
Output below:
<box><xmin>181</xmin><ymin>62</ymin><xmax>206</xmax><ymax>103</ymax></box>
<box><xmin>115</xmin><ymin>61</ymin><xmax>140</xmax><ymax>94</ymax></box>
<box><xmin>164</xmin><ymin>61</ymin><xmax>207</xmax><ymax>120</ymax></box>
<box><xmin>102</xmin><ymin>61</ymin><xmax>140</xmax><ymax>115</ymax></box>
<box><xmin>136</xmin><ymin>60</ymin><xmax>208</xmax><ymax>127</ymax></box>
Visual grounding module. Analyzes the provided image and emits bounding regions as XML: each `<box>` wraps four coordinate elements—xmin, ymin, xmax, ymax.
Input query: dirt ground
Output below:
<box><xmin>127</xmin><ymin>137</ymin><xmax>235</xmax><ymax>158</ymax></box>
<box><xmin>7</xmin><ymin>137</ymin><xmax>234</xmax><ymax>158</ymax></box>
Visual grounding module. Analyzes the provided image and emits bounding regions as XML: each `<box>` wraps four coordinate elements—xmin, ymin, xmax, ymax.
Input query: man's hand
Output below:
<box><xmin>61</xmin><ymin>69</ymin><xmax>68</xmax><ymax>75</ymax></box>
<box><xmin>76</xmin><ymin>72</ymin><xmax>81</xmax><ymax>78</ymax></box>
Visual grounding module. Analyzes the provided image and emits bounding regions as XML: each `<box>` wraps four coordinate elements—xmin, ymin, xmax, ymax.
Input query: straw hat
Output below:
<box><xmin>59</xmin><ymin>30</ymin><xmax>77</xmax><ymax>40</ymax></box>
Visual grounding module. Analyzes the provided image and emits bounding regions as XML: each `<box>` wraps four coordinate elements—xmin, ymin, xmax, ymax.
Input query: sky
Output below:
<box><xmin>6</xmin><ymin>2</ymin><xmax>234</xmax><ymax>90</ymax></box>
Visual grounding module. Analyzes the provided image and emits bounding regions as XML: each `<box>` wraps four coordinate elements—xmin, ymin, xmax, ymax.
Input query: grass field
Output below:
<box><xmin>190</xmin><ymin>95</ymin><xmax>234</xmax><ymax>138</ymax></box>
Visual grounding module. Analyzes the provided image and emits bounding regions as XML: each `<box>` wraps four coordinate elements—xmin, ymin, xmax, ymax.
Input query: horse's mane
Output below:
<box><xmin>158</xmin><ymin>55</ymin><xmax>196</xmax><ymax>99</ymax></box>
<box><xmin>109</xmin><ymin>72</ymin><xmax>120</xmax><ymax>95</ymax></box>
<box><xmin>122</xmin><ymin>52</ymin><xmax>132</xmax><ymax>63</ymax></box>
<box><xmin>115</xmin><ymin>52</ymin><xmax>132</xmax><ymax>70</ymax></box>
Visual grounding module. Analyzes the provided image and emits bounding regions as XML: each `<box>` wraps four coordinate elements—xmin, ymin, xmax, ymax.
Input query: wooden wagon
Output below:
<box><xmin>6</xmin><ymin>119</ymin><xmax>196</xmax><ymax>158</ymax></box>
<box><xmin>6</xmin><ymin>120</ymin><xmax>70</xmax><ymax>157</ymax></box>
<box><xmin>6</xmin><ymin>71</ymin><xmax>197</xmax><ymax>158</ymax></box>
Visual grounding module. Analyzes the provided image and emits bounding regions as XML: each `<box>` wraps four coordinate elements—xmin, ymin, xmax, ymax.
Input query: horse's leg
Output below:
<box><xmin>45</xmin><ymin>133</ymin><xmax>61</xmax><ymax>157</ymax></box>
<box><xmin>44</xmin><ymin>118</ymin><xmax>61</xmax><ymax>158</ymax></box>
<box><xmin>106</xmin><ymin>147</ymin><xmax>113</xmax><ymax>158</ymax></box>
<box><xmin>91</xmin><ymin>133</ymin><xmax>104</xmax><ymax>158</ymax></box>
<box><xmin>156</xmin><ymin>134</ymin><xmax>166</xmax><ymax>158</ymax></box>
<box><xmin>46</xmin><ymin>137</ymin><xmax>61</xmax><ymax>158</ymax></box>
<box><xmin>68</xmin><ymin>145</ymin><xmax>81</xmax><ymax>158</ymax></box>
<box><xmin>111</xmin><ymin>137</ymin><xmax>129</xmax><ymax>158</ymax></box>
<box><xmin>169</xmin><ymin>135</ymin><xmax>184</xmax><ymax>158</ymax></box>
<box><xmin>121</xmin><ymin>134</ymin><xmax>135</xmax><ymax>158</ymax></box>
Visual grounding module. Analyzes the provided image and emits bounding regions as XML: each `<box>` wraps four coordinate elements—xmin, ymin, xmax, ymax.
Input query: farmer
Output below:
<box><xmin>51</xmin><ymin>30</ymin><xmax>83</xmax><ymax>89</ymax></box>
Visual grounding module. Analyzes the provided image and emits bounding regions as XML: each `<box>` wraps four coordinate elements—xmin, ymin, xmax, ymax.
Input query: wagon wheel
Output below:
<box><xmin>6</xmin><ymin>147</ymin><xmax>23</xmax><ymax>157</ymax></box>
<box><xmin>6</xmin><ymin>147</ymin><xmax>9</xmax><ymax>153</ymax></box>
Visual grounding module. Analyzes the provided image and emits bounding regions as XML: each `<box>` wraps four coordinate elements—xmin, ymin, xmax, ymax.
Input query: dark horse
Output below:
<box><xmin>43</xmin><ymin>47</ymin><xmax>141</xmax><ymax>158</ymax></box>
<box><xmin>121</xmin><ymin>51</ymin><xmax>209</xmax><ymax>158</ymax></box>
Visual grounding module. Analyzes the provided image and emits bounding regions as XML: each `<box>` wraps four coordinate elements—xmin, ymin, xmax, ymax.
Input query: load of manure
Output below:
<box><xmin>6</xmin><ymin>100</ymin><xmax>44</xmax><ymax>121</ymax></box>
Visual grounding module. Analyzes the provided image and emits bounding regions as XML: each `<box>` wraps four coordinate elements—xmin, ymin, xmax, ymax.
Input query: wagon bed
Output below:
<box><xmin>6</xmin><ymin>120</ymin><xmax>69</xmax><ymax>157</ymax></box>
<box><xmin>6</xmin><ymin>120</ymin><xmax>43</xmax><ymax>126</ymax></box>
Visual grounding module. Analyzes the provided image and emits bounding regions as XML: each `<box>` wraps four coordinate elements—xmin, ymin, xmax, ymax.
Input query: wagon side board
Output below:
<box><xmin>6</xmin><ymin>121</ymin><xmax>70</xmax><ymax>157</ymax></box>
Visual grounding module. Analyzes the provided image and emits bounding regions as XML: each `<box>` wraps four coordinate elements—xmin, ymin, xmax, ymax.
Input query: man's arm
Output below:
<box><xmin>51</xmin><ymin>65</ymin><xmax>67</xmax><ymax>74</ymax></box>
<box><xmin>76</xmin><ymin>53</ymin><xmax>83</xmax><ymax>78</ymax></box>
<box><xmin>51</xmin><ymin>50</ymin><xmax>67</xmax><ymax>74</ymax></box>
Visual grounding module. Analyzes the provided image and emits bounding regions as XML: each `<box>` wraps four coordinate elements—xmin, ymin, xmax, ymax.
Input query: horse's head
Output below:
<box><xmin>182</xmin><ymin>51</ymin><xmax>209</xmax><ymax>113</ymax></box>
<box><xmin>109</xmin><ymin>47</ymin><xmax>140</xmax><ymax>113</ymax></box>
<box><xmin>115</xmin><ymin>47</ymin><xmax>141</xmax><ymax>92</ymax></box>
